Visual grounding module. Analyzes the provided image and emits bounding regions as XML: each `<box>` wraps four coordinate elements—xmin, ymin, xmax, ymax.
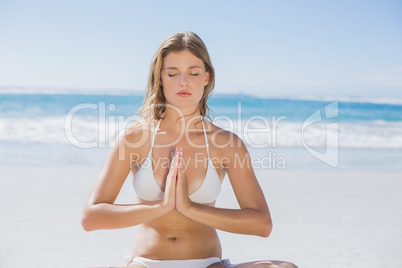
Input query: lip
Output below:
<box><xmin>177</xmin><ymin>90</ymin><xmax>192</xmax><ymax>97</ymax></box>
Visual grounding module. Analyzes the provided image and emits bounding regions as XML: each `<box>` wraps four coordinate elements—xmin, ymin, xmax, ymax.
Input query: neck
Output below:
<box><xmin>162</xmin><ymin>106</ymin><xmax>203</xmax><ymax>133</ymax></box>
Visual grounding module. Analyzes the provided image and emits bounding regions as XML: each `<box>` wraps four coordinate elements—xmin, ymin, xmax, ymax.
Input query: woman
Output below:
<box><xmin>81</xmin><ymin>32</ymin><xmax>297</xmax><ymax>268</ymax></box>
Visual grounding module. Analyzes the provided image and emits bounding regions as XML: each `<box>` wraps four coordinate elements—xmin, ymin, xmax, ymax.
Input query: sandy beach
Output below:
<box><xmin>2</xmin><ymin>0</ymin><xmax>402</xmax><ymax>266</ymax></box>
<box><xmin>1</xmin><ymin>165</ymin><xmax>401</xmax><ymax>267</ymax></box>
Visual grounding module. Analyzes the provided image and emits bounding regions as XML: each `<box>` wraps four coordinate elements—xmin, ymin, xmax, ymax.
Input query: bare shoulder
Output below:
<box><xmin>206</xmin><ymin>120</ymin><xmax>254</xmax><ymax>177</ymax></box>
<box><xmin>205</xmin><ymin>120</ymin><xmax>248</xmax><ymax>156</ymax></box>
<box><xmin>113</xmin><ymin>120</ymin><xmax>157</xmax><ymax>162</ymax></box>
<box><xmin>120</xmin><ymin>121</ymin><xmax>152</xmax><ymax>146</ymax></box>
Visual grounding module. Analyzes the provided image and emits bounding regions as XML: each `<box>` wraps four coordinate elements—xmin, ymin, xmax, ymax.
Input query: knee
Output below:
<box><xmin>279</xmin><ymin>262</ymin><xmax>298</xmax><ymax>268</ymax></box>
<box><xmin>253</xmin><ymin>261</ymin><xmax>298</xmax><ymax>268</ymax></box>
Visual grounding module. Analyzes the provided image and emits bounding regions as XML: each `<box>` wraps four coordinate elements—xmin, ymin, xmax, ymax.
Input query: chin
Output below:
<box><xmin>166</xmin><ymin>98</ymin><xmax>201</xmax><ymax>109</ymax></box>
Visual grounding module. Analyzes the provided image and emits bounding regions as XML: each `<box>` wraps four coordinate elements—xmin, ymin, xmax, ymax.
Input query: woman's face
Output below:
<box><xmin>161</xmin><ymin>49</ymin><xmax>209</xmax><ymax>113</ymax></box>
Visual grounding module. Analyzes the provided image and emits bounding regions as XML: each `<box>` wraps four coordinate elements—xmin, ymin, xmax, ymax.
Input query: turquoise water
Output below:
<box><xmin>1</xmin><ymin>92</ymin><xmax>401</xmax><ymax>169</ymax></box>
<box><xmin>1</xmin><ymin>93</ymin><xmax>402</xmax><ymax>121</ymax></box>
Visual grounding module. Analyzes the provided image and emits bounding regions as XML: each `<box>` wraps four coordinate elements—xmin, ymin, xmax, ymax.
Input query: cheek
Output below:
<box><xmin>162</xmin><ymin>79</ymin><xmax>178</xmax><ymax>100</ymax></box>
<box><xmin>161</xmin><ymin>77</ymin><xmax>175</xmax><ymax>90</ymax></box>
<box><xmin>193</xmin><ymin>75</ymin><xmax>207</xmax><ymax>87</ymax></box>
<box><xmin>162</xmin><ymin>86</ymin><xmax>172</xmax><ymax>99</ymax></box>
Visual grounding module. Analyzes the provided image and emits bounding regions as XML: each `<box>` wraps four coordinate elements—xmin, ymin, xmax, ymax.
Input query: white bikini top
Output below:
<box><xmin>133</xmin><ymin>119</ymin><xmax>222</xmax><ymax>204</ymax></box>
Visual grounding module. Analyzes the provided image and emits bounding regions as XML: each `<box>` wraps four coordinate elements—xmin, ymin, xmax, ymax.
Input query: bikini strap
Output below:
<box><xmin>151</xmin><ymin>119</ymin><xmax>162</xmax><ymax>150</ymax></box>
<box><xmin>201</xmin><ymin>119</ymin><xmax>210</xmax><ymax>158</ymax></box>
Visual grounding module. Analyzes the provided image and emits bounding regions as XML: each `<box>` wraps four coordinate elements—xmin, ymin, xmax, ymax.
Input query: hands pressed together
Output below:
<box><xmin>161</xmin><ymin>146</ymin><xmax>193</xmax><ymax>214</ymax></box>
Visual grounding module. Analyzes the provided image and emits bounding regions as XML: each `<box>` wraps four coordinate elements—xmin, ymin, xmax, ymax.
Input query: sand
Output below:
<box><xmin>0</xmin><ymin>166</ymin><xmax>401</xmax><ymax>267</ymax></box>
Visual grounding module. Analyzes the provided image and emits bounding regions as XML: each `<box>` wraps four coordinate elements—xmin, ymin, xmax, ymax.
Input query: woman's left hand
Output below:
<box><xmin>175</xmin><ymin>147</ymin><xmax>193</xmax><ymax>213</ymax></box>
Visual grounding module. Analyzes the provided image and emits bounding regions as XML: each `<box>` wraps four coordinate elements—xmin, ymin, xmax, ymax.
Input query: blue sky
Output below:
<box><xmin>0</xmin><ymin>0</ymin><xmax>401</xmax><ymax>98</ymax></box>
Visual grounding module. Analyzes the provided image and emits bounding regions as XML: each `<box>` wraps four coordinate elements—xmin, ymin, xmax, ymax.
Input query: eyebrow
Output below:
<box><xmin>164</xmin><ymin>65</ymin><xmax>202</xmax><ymax>70</ymax></box>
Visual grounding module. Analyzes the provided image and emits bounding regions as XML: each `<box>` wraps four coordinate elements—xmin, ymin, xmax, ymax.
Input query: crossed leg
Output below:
<box><xmin>207</xmin><ymin>259</ymin><xmax>298</xmax><ymax>268</ymax></box>
<box><xmin>118</xmin><ymin>258</ymin><xmax>297</xmax><ymax>268</ymax></box>
<box><xmin>112</xmin><ymin>260</ymin><xmax>297</xmax><ymax>268</ymax></box>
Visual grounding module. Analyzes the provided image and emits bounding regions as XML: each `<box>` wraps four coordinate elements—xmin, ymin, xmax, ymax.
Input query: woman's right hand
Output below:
<box><xmin>160</xmin><ymin>146</ymin><xmax>181</xmax><ymax>212</ymax></box>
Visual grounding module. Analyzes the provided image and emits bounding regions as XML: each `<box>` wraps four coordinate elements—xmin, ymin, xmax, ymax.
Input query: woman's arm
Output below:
<box><xmin>81</xmin><ymin>126</ymin><xmax>174</xmax><ymax>231</ymax></box>
<box><xmin>177</xmin><ymin>133</ymin><xmax>272</xmax><ymax>237</ymax></box>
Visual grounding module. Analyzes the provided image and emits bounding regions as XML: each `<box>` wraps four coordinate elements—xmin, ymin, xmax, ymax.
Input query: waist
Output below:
<box><xmin>132</xmin><ymin>224</ymin><xmax>222</xmax><ymax>259</ymax></box>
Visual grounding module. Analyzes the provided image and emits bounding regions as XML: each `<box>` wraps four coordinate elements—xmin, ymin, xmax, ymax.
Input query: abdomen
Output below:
<box><xmin>131</xmin><ymin>210</ymin><xmax>222</xmax><ymax>260</ymax></box>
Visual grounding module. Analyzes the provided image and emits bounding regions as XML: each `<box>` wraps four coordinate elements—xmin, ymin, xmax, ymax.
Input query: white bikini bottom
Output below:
<box><xmin>124</xmin><ymin>256</ymin><xmax>231</xmax><ymax>267</ymax></box>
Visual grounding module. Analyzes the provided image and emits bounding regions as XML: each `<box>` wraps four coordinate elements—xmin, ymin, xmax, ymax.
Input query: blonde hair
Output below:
<box><xmin>137</xmin><ymin>32</ymin><xmax>215</xmax><ymax>123</ymax></box>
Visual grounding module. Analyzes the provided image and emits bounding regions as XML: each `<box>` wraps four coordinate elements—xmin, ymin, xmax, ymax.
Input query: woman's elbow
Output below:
<box><xmin>81</xmin><ymin>207</ymin><xmax>97</xmax><ymax>232</ymax></box>
<box><xmin>258</xmin><ymin>215</ymin><xmax>273</xmax><ymax>238</ymax></box>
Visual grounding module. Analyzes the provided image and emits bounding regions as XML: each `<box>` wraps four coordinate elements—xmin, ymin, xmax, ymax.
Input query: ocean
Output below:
<box><xmin>1</xmin><ymin>91</ymin><xmax>401</xmax><ymax>170</ymax></box>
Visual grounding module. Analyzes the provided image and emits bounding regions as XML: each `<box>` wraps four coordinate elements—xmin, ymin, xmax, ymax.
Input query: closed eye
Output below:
<box><xmin>168</xmin><ymin>74</ymin><xmax>178</xmax><ymax>77</ymax></box>
<box><xmin>190</xmin><ymin>73</ymin><xmax>199</xmax><ymax>76</ymax></box>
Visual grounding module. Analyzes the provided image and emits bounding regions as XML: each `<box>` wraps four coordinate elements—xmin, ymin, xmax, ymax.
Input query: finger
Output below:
<box><xmin>176</xmin><ymin>155</ymin><xmax>188</xmax><ymax>194</ymax></box>
<box><xmin>176</xmin><ymin>164</ymin><xmax>181</xmax><ymax>184</ymax></box>
<box><xmin>177</xmin><ymin>149</ymin><xmax>182</xmax><ymax>168</ymax></box>
<box><xmin>178</xmin><ymin>147</ymin><xmax>184</xmax><ymax>173</ymax></box>
<box><xmin>176</xmin><ymin>150</ymin><xmax>182</xmax><ymax>181</ymax></box>
<box><xmin>176</xmin><ymin>161</ymin><xmax>182</xmax><ymax>189</ymax></box>
<box><xmin>169</xmin><ymin>146</ymin><xmax>180</xmax><ymax>172</ymax></box>
<box><xmin>177</xmin><ymin>153</ymin><xmax>186</xmax><ymax>180</ymax></box>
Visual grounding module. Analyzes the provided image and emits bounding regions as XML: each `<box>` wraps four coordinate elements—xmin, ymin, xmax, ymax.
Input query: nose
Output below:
<box><xmin>179</xmin><ymin>73</ymin><xmax>189</xmax><ymax>86</ymax></box>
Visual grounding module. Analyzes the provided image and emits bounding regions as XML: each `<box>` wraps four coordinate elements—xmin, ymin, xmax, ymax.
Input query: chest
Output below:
<box><xmin>139</xmin><ymin>132</ymin><xmax>226</xmax><ymax>193</ymax></box>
